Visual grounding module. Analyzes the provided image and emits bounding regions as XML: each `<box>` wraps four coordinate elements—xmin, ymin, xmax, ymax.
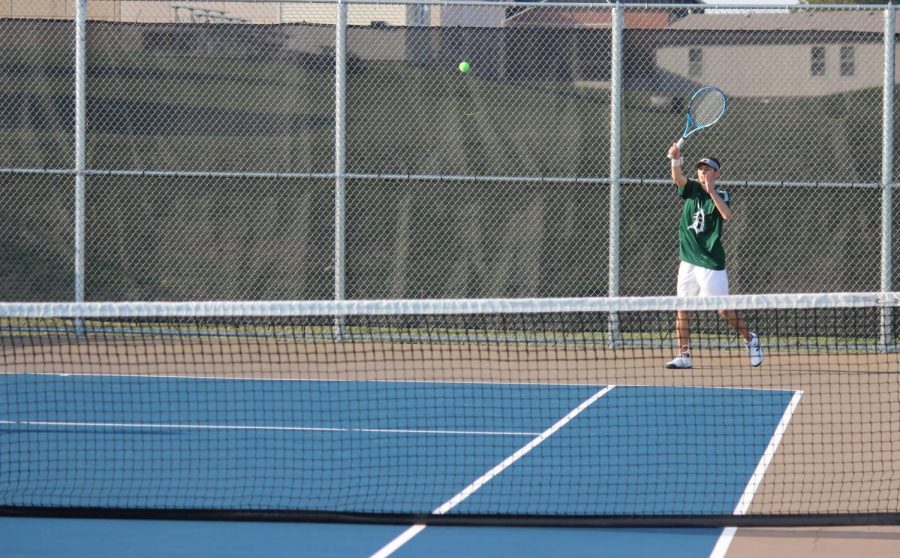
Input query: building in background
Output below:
<box><xmin>0</xmin><ymin>0</ymin><xmax>121</xmax><ymax>20</ymax></box>
<box><xmin>660</xmin><ymin>11</ymin><xmax>893</xmax><ymax>97</ymax></box>
<box><xmin>1</xmin><ymin>1</ymin><xmax>895</xmax><ymax>97</ymax></box>
<box><xmin>0</xmin><ymin>0</ymin><xmax>702</xmax><ymax>26</ymax></box>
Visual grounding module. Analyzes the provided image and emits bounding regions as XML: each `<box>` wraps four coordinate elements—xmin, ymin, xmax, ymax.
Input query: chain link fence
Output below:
<box><xmin>1</xmin><ymin>1</ymin><xmax>898</xmax><ymax>301</ymax></box>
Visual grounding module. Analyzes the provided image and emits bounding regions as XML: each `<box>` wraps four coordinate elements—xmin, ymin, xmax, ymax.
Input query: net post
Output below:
<box><xmin>881</xmin><ymin>6</ymin><xmax>895</xmax><ymax>350</ymax></box>
<box><xmin>334</xmin><ymin>0</ymin><xmax>348</xmax><ymax>339</ymax></box>
<box><xmin>607</xmin><ymin>3</ymin><xmax>624</xmax><ymax>347</ymax></box>
<box><xmin>74</xmin><ymin>0</ymin><xmax>88</xmax><ymax>336</ymax></box>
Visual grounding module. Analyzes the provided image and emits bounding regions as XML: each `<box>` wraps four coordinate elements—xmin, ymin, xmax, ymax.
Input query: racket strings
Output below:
<box><xmin>689</xmin><ymin>92</ymin><xmax>726</xmax><ymax>126</ymax></box>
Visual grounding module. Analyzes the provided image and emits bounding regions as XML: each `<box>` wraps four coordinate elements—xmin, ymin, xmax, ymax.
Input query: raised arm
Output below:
<box><xmin>703</xmin><ymin>181</ymin><xmax>733</xmax><ymax>221</ymax></box>
<box><xmin>667</xmin><ymin>144</ymin><xmax>688</xmax><ymax>188</ymax></box>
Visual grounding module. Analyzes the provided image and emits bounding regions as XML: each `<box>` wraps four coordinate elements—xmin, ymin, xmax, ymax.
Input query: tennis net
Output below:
<box><xmin>1</xmin><ymin>293</ymin><xmax>899</xmax><ymax>526</ymax></box>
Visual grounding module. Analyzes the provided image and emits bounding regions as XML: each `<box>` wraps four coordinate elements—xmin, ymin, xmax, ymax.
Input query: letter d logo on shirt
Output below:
<box><xmin>688</xmin><ymin>208</ymin><xmax>705</xmax><ymax>234</ymax></box>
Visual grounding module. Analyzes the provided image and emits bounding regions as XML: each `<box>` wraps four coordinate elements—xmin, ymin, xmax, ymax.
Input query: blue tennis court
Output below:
<box><xmin>1</xmin><ymin>373</ymin><xmax>798</xmax><ymax>525</ymax></box>
<box><xmin>2</xmin><ymin>515</ymin><xmax>735</xmax><ymax>558</ymax></box>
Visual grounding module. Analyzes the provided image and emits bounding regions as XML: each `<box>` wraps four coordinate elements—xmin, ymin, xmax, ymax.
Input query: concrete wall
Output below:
<box><xmin>0</xmin><ymin>0</ymin><xmax>120</xmax><ymax>20</ymax></box>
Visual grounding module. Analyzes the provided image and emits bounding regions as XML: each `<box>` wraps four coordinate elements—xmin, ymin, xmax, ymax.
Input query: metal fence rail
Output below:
<box><xmin>1</xmin><ymin>1</ymin><xmax>898</xmax><ymax>309</ymax></box>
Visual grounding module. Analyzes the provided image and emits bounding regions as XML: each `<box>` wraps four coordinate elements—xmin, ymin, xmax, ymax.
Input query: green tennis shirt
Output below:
<box><xmin>677</xmin><ymin>178</ymin><xmax>730</xmax><ymax>271</ymax></box>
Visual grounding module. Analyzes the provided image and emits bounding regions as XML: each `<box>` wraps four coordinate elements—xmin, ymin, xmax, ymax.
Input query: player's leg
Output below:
<box><xmin>675</xmin><ymin>309</ymin><xmax>691</xmax><ymax>353</ymax></box>
<box><xmin>718</xmin><ymin>309</ymin><xmax>750</xmax><ymax>342</ymax></box>
<box><xmin>667</xmin><ymin>262</ymin><xmax>696</xmax><ymax>369</ymax></box>
<box><xmin>701</xmin><ymin>268</ymin><xmax>763</xmax><ymax>367</ymax></box>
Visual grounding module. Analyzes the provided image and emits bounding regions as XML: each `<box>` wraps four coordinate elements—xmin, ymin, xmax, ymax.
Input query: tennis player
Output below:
<box><xmin>665</xmin><ymin>143</ymin><xmax>763</xmax><ymax>369</ymax></box>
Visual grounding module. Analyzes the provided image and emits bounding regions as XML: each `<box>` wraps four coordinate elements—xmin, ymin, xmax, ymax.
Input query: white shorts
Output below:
<box><xmin>677</xmin><ymin>261</ymin><xmax>730</xmax><ymax>297</ymax></box>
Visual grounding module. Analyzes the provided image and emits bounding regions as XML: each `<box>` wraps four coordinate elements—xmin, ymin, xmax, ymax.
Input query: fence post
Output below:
<box><xmin>334</xmin><ymin>0</ymin><xmax>348</xmax><ymax>337</ymax></box>
<box><xmin>607</xmin><ymin>3</ymin><xmax>623</xmax><ymax>346</ymax></box>
<box><xmin>74</xmin><ymin>0</ymin><xmax>87</xmax><ymax>331</ymax></box>
<box><xmin>882</xmin><ymin>6</ymin><xmax>895</xmax><ymax>348</ymax></box>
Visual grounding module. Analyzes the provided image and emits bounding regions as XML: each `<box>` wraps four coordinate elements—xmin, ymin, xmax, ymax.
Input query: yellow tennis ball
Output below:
<box><xmin>459</xmin><ymin>61</ymin><xmax>470</xmax><ymax>74</ymax></box>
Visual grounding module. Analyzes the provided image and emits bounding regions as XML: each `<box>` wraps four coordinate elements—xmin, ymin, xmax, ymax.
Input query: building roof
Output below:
<box><xmin>668</xmin><ymin>10</ymin><xmax>895</xmax><ymax>33</ymax></box>
<box><xmin>576</xmin><ymin>0</ymin><xmax>700</xmax><ymax>3</ymax></box>
<box><xmin>508</xmin><ymin>9</ymin><xmax>672</xmax><ymax>29</ymax></box>
<box><xmin>512</xmin><ymin>0</ymin><xmax>700</xmax><ymax>3</ymax></box>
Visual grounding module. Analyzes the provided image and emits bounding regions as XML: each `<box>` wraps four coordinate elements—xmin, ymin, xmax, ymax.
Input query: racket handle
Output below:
<box><xmin>675</xmin><ymin>137</ymin><xmax>685</xmax><ymax>149</ymax></box>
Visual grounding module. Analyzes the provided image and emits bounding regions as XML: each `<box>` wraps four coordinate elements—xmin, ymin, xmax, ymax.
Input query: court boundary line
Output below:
<box><xmin>708</xmin><ymin>389</ymin><xmax>804</xmax><ymax>558</ymax></box>
<box><xmin>368</xmin><ymin>385</ymin><xmax>617</xmax><ymax>558</ymax></box>
<box><xmin>2</xmin><ymin>371</ymin><xmax>798</xmax><ymax>393</ymax></box>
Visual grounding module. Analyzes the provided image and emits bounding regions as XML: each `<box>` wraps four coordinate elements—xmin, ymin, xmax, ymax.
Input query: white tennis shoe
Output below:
<box><xmin>747</xmin><ymin>332</ymin><xmax>763</xmax><ymax>367</ymax></box>
<box><xmin>665</xmin><ymin>352</ymin><xmax>693</xmax><ymax>369</ymax></box>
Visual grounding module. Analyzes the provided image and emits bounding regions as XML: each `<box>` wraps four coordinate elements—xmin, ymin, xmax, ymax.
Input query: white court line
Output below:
<box><xmin>708</xmin><ymin>390</ymin><xmax>803</xmax><ymax>558</ymax></box>
<box><xmin>368</xmin><ymin>385</ymin><xmax>616</xmax><ymax>558</ymax></box>
<box><xmin>0</xmin><ymin>420</ymin><xmax>538</xmax><ymax>437</ymax></box>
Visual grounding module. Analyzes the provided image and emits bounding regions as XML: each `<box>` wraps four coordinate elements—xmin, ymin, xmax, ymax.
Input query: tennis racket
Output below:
<box><xmin>674</xmin><ymin>87</ymin><xmax>727</xmax><ymax>149</ymax></box>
